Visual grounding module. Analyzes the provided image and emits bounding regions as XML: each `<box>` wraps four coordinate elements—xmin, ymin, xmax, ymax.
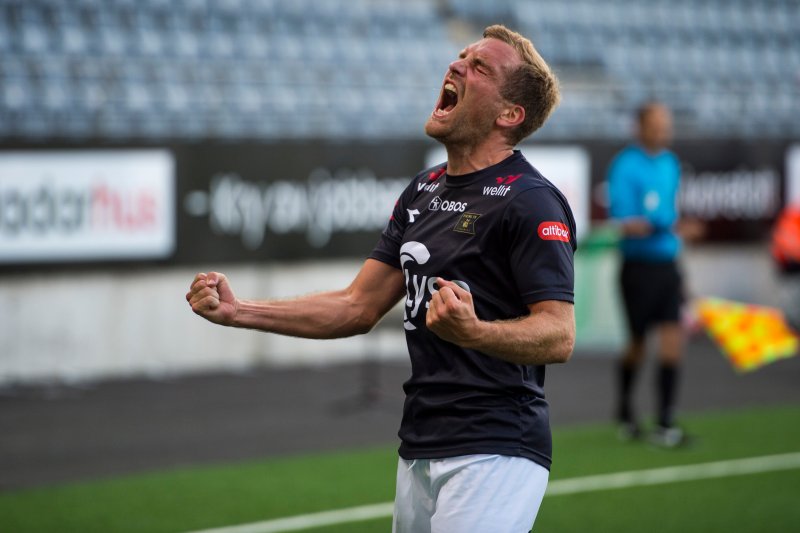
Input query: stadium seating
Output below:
<box><xmin>0</xmin><ymin>0</ymin><xmax>798</xmax><ymax>141</ymax></box>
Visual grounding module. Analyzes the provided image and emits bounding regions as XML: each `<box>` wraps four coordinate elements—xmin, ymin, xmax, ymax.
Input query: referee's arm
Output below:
<box><xmin>186</xmin><ymin>259</ymin><xmax>406</xmax><ymax>339</ymax></box>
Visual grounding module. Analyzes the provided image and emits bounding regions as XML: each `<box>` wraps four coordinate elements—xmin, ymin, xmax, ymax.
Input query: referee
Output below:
<box><xmin>188</xmin><ymin>25</ymin><xmax>575</xmax><ymax>532</ymax></box>
<box><xmin>607</xmin><ymin>102</ymin><xmax>701</xmax><ymax>447</ymax></box>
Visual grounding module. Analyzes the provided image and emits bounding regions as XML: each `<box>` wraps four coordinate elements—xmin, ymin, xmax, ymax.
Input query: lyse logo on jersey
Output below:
<box><xmin>538</xmin><ymin>221</ymin><xmax>570</xmax><ymax>242</ymax></box>
<box><xmin>399</xmin><ymin>241</ymin><xmax>470</xmax><ymax>331</ymax></box>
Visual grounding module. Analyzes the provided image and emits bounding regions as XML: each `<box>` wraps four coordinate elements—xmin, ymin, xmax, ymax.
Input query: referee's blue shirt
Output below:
<box><xmin>607</xmin><ymin>144</ymin><xmax>681</xmax><ymax>261</ymax></box>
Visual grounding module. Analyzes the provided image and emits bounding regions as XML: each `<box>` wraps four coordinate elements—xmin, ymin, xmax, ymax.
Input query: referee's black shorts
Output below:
<box><xmin>619</xmin><ymin>259</ymin><xmax>683</xmax><ymax>339</ymax></box>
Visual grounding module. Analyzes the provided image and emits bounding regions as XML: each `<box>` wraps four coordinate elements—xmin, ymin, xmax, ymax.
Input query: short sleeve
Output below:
<box><xmin>504</xmin><ymin>186</ymin><xmax>576</xmax><ymax>305</ymax></box>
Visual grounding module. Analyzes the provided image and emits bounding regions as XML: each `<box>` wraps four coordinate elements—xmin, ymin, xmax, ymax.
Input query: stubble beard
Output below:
<box><xmin>424</xmin><ymin>106</ymin><xmax>496</xmax><ymax>150</ymax></box>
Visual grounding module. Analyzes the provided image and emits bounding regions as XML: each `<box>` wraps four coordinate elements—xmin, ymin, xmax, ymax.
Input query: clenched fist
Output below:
<box><xmin>185</xmin><ymin>272</ymin><xmax>238</xmax><ymax>326</ymax></box>
<box><xmin>426</xmin><ymin>278</ymin><xmax>481</xmax><ymax>347</ymax></box>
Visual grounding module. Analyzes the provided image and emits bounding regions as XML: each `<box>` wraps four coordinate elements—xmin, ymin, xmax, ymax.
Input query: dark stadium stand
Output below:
<box><xmin>1</xmin><ymin>0</ymin><xmax>798</xmax><ymax>141</ymax></box>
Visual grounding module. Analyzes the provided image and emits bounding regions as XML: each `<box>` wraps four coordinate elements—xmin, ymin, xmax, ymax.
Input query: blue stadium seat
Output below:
<box><xmin>1</xmin><ymin>0</ymin><xmax>797</xmax><ymax>141</ymax></box>
<box><xmin>2</xmin><ymin>77</ymin><xmax>33</xmax><ymax>113</ymax></box>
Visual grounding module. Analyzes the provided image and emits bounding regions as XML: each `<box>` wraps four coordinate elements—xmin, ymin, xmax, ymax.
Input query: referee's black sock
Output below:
<box><xmin>617</xmin><ymin>361</ymin><xmax>638</xmax><ymax>423</ymax></box>
<box><xmin>657</xmin><ymin>363</ymin><xmax>679</xmax><ymax>428</ymax></box>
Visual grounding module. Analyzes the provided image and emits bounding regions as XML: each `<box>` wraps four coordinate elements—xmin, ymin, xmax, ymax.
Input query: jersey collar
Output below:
<box><xmin>444</xmin><ymin>150</ymin><xmax>524</xmax><ymax>188</ymax></box>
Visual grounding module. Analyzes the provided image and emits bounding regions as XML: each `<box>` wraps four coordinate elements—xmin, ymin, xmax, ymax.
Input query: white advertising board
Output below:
<box><xmin>0</xmin><ymin>150</ymin><xmax>175</xmax><ymax>262</ymax></box>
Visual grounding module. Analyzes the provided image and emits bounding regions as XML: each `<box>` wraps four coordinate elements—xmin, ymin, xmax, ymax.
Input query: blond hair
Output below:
<box><xmin>483</xmin><ymin>25</ymin><xmax>560</xmax><ymax>144</ymax></box>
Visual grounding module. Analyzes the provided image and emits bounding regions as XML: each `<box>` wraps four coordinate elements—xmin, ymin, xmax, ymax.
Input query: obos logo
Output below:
<box><xmin>428</xmin><ymin>196</ymin><xmax>467</xmax><ymax>213</ymax></box>
<box><xmin>399</xmin><ymin>241</ymin><xmax>470</xmax><ymax>331</ymax></box>
<box><xmin>538</xmin><ymin>221</ymin><xmax>570</xmax><ymax>242</ymax></box>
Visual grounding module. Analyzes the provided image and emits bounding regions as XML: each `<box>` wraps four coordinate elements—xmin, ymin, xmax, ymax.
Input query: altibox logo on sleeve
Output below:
<box><xmin>538</xmin><ymin>221</ymin><xmax>570</xmax><ymax>242</ymax></box>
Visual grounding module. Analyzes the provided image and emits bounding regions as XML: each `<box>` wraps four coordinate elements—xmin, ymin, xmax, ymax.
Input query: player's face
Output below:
<box><xmin>425</xmin><ymin>38</ymin><xmax>521</xmax><ymax>146</ymax></box>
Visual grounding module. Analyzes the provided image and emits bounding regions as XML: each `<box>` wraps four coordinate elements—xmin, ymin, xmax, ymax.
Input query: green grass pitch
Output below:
<box><xmin>1</xmin><ymin>405</ymin><xmax>798</xmax><ymax>532</ymax></box>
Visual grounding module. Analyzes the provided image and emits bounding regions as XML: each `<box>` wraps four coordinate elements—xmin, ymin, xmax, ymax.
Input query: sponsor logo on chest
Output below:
<box><xmin>399</xmin><ymin>241</ymin><xmax>471</xmax><ymax>331</ymax></box>
<box><xmin>482</xmin><ymin>184</ymin><xmax>511</xmax><ymax>197</ymax></box>
<box><xmin>428</xmin><ymin>196</ymin><xmax>467</xmax><ymax>212</ymax></box>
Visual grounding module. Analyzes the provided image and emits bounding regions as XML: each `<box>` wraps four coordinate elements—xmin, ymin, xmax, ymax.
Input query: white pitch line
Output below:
<box><xmin>186</xmin><ymin>502</ymin><xmax>395</xmax><ymax>533</ymax></box>
<box><xmin>545</xmin><ymin>451</ymin><xmax>800</xmax><ymax>496</ymax></box>
<box><xmin>186</xmin><ymin>452</ymin><xmax>800</xmax><ymax>533</ymax></box>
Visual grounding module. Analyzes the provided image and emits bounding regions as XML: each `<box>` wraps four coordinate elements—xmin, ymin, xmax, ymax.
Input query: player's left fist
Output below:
<box><xmin>426</xmin><ymin>278</ymin><xmax>480</xmax><ymax>347</ymax></box>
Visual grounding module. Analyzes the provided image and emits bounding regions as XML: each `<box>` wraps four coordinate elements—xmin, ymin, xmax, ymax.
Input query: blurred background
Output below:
<box><xmin>1</xmin><ymin>0</ymin><xmax>799</xmax><ymax>531</ymax></box>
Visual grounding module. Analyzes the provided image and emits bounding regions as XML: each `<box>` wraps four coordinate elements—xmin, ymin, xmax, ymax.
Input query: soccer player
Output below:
<box><xmin>187</xmin><ymin>25</ymin><xmax>575</xmax><ymax>532</ymax></box>
<box><xmin>607</xmin><ymin>102</ymin><xmax>701</xmax><ymax>447</ymax></box>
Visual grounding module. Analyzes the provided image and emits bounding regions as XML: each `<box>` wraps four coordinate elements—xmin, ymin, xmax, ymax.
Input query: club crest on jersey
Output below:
<box><xmin>538</xmin><ymin>221</ymin><xmax>570</xmax><ymax>242</ymax></box>
<box><xmin>453</xmin><ymin>212</ymin><xmax>481</xmax><ymax>235</ymax></box>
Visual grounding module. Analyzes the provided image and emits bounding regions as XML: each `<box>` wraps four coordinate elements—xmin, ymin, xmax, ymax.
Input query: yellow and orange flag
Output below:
<box><xmin>694</xmin><ymin>297</ymin><xmax>799</xmax><ymax>372</ymax></box>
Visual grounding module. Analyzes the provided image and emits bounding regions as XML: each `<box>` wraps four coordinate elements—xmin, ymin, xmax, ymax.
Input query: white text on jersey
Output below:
<box><xmin>429</xmin><ymin>197</ymin><xmax>467</xmax><ymax>212</ymax></box>
<box><xmin>482</xmin><ymin>185</ymin><xmax>511</xmax><ymax>197</ymax></box>
<box><xmin>417</xmin><ymin>182</ymin><xmax>440</xmax><ymax>193</ymax></box>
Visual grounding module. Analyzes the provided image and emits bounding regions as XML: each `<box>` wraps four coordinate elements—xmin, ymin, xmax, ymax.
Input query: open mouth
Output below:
<box><xmin>433</xmin><ymin>82</ymin><xmax>458</xmax><ymax>117</ymax></box>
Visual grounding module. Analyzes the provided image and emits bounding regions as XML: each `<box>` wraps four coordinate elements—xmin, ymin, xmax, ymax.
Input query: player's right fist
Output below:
<box><xmin>186</xmin><ymin>271</ymin><xmax>238</xmax><ymax>326</ymax></box>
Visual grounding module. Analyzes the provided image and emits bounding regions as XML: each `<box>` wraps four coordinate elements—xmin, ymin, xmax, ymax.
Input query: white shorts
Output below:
<box><xmin>392</xmin><ymin>454</ymin><xmax>549</xmax><ymax>533</ymax></box>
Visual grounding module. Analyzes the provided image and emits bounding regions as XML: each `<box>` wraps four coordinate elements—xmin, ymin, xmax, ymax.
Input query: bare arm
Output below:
<box><xmin>619</xmin><ymin>217</ymin><xmax>707</xmax><ymax>241</ymax></box>
<box><xmin>618</xmin><ymin>217</ymin><xmax>653</xmax><ymax>237</ymax></box>
<box><xmin>426</xmin><ymin>278</ymin><xmax>575</xmax><ymax>365</ymax></box>
<box><xmin>186</xmin><ymin>259</ymin><xmax>406</xmax><ymax>339</ymax></box>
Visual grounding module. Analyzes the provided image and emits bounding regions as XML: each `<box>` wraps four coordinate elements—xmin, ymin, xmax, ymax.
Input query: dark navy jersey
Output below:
<box><xmin>370</xmin><ymin>151</ymin><xmax>576</xmax><ymax>470</ymax></box>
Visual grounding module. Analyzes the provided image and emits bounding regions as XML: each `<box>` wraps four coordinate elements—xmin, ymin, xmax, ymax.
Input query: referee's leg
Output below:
<box><xmin>616</xmin><ymin>260</ymin><xmax>655</xmax><ymax>433</ymax></box>
<box><xmin>656</xmin><ymin>321</ymin><xmax>683</xmax><ymax>428</ymax></box>
<box><xmin>655</xmin><ymin>262</ymin><xmax>685</xmax><ymax>429</ymax></box>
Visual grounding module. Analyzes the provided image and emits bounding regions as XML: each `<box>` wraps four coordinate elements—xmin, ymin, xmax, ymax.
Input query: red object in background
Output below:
<box><xmin>771</xmin><ymin>204</ymin><xmax>800</xmax><ymax>271</ymax></box>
